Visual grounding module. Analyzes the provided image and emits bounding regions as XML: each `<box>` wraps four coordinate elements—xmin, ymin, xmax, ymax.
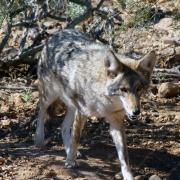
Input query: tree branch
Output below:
<box><xmin>0</xmin><ymin>85</ymin><xmax>37</xmax><ymax>90</ymax></box>
<box><xmin>154</xmin><ymin>66</ymin><xmax>180</xmax><ymax>74</ymax></box>
<box><xmin>0</xmin><ymin>22</ymin><xmax>12</xmax><ymax>54</ymax></box>
<box><xmin>12</xmin><ymin>21</ymin><xmax>38</xmax><ymax>28</ymax></box>
<box><xmin>47</xmin><ymin>13</ymin><xmax>71</xmax><ymax>22</ymax></box>
<box><xmin>69</xmin><ymin>0</ymin><xmax>91</xmax><ymax>7</ymax></box>
<box><xmin>96</xmin><ymin>8</ymin><xmax>122</xmax><ymax>22</ymax></box>
<box><xmin>67</xmin><ymin>0</ymin><xmax>105</xmax><ymax>28</ymax></box>
<box><xmin>0</xmin><ymin>44</ymin><xmax>44</xmax><ymax>67</ymax></box>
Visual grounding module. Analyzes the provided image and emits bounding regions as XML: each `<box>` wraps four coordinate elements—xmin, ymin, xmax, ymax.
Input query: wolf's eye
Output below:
<box><xmin>108</xmin><ymin>72</ymin><xmax>117</xmax><ymax>78</ymax></box>
<box><xmin>120</xmin><ymin>88</ymin><xmax>128</xmax><ymax>93</ymax></box>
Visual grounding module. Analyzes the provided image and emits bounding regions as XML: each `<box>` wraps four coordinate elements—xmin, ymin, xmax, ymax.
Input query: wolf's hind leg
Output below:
<box><xmin>35</xmin><ymin>97</ymin><xmax>49</xmax><ymax>147</ymax></box>
<box><xmin>35</xmin><ymin>81</ymin><xmax>57</xmax><ymax>147</ymax></box>
<box><xmin>63</xmin><ymin>110</ymin><xmax>86</xmax><ymax>168</ymax></box>
<box><xmin>62</xmin><ymin>107</ymin><xmax>76</xmax><ymax>155</ymax></box>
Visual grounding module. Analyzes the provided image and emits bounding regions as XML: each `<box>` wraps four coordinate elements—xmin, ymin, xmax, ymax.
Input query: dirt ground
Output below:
<box><xmin>0</xmin><ymin>74</ymin><xmax>179</xmax><ymax>180</ymax></box>
<box><xmin>0</xmin><ymin>0</ymin><xmax>180</xmax><ymax>179</ymax></box>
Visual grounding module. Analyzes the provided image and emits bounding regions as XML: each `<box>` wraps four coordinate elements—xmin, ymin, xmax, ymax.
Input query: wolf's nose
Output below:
<box><xmin>133</xmin><ymin>109</ymin><xmax>140</xmax><ymax>116</ymax></box>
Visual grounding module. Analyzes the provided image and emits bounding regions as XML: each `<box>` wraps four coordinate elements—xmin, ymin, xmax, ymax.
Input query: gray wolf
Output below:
<box><xmin>35</xmin><ymin>29</ymin><xmax>156</xmax><ymax>180</ymax></box>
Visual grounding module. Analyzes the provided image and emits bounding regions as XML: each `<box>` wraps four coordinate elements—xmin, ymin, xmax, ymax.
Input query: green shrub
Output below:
<box><xmin>67</xmin><ymin>2</ymin><xmax>86</xmax><ymax>19</ymax></box>
<box><xmin>21</xmin><ymin>91</ymin><xmax>32</xmax><ymax>103</ymax></box>
<box><xmin>119</xmin><ymin>1</ymin><xmax>154</xmax><ymax>31</ymax></box>
<box><xmin>174</xmin><ymin>10</ymin><xmax>180</xmax><ymax>21</ymax></box>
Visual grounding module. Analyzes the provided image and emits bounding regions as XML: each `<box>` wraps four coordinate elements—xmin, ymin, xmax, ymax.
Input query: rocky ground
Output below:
<box><xmin>0</xmin><ymin>0</ymin><xmax>180</xmax><ymax>180</ymax></box>
<box><xmin>0</xmin><ymin>77</ymin><xmax>179</xmax><ymax>180</ymax></box>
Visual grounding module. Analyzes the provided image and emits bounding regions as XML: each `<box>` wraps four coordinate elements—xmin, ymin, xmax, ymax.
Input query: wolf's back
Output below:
<box><xmin>39</xmin><ymin>29</ymin><xmax>109</xmax><ymax>82</ymax></box>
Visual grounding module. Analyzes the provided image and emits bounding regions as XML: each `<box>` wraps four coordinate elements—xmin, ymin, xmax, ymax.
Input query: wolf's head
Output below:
<box><xmin>105</xmin><ymin>50</ymin><xmax>156</xmax><ymax>121</ymax></box>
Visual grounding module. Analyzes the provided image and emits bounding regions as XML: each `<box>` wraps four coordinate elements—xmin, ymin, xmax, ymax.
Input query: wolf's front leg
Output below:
<box><xmin>109</xmin><ymin>114</ymin><xmax>133</xmax><ymax>180</ymax></box>
<box><xmin>62</xmin><ymin>109</ymin><xmax>86</xmax><ymax>168</ymax></box>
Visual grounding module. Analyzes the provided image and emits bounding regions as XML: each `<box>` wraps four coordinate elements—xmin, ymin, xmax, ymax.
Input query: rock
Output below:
<box><xmin>163</xmin><ymin>37</ymin><xmax>180</xmax><ymax>46</ymax></box>
<box><xmin>175</xmin><ymin>46</ymin><xmax>180</xmax><ymax>60</ymax></box>
<box><xmin>158</xmin><ymin>0</ymin><xmax>180</xmax><ymax>12</ymax></box>
<box><xmin>135</xmin><ymin>175</ymin><xmax>145</xmax><ymax>180</ymax></box>
<box><xmin>175</xmin><ymin>114</ymin><xmax>180</xmax><ymax>121</ymax></box>
<box><xmin>0</xmin><ymin>102</ymin><xmax>9</xmax><ymax>113</ymax></box>
<box><xmin>1</xmin><ymin>119</ymin><xmax>11</xmax><ymax>127</ymax></box>
<box><xmin>161</xmin><ymin>47</ymin><xmax>175</xmax><ymax>56</ymax></box>
<box><xmin>158</xmin><ymin>82</ymin><xmax>180</xmax><ymax>98</ymax></box>
<box><xmin>33</xmin><ymin>79</ymin><xmax>39</xmax><ymax>87</ymax></box>
<box><xmin>43</xmin><ymin>21</ymin><xmax>56</xmax><ymax>29</ymax></box>
<box><xmin>175</xmin><ymin>46</ymin><xmax>180</xmax><ymax>54</ymax></box>
<box><xmin>154</xmin><ymin>18</ymin><xmax>173</xmax><ymax>30</ymax></box>
<box><xmin>149</xmin><ymin>174</ymin><xmax>162</xmax><ymax>180</ymax></box>
<box><xmin>115</xmin><ymin>172</ymin><xmax>123</xmax><ymax>180</ymax></box>
<box><xmin>158</xmin><ymin>0</ymin><xmax>168</xmax><ymax>2</ymax></box>
<box><xmin>163</xmin><ymin>39</ymin><xmax>175</xmax><ymax>46</ymax></box>
<box><xmin>0</xmin><ymin>156</ymin><xmax>5</xmax><ymax>165</ymax></box>
<box><xmin>31</xmin><ymin>91</ymin><xmax>39</xmax><ymax>99</ymax></box>
<box><xmin>10</xmin><ymin>93</ymin><xmax>24</xmax><ymax>108</ymax></box>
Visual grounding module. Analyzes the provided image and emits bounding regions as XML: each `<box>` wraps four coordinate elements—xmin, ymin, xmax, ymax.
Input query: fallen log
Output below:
<box><xmin>0</xmin><ymin>44</ymin><xmax>44</xmax><ymax>67</ymax></box>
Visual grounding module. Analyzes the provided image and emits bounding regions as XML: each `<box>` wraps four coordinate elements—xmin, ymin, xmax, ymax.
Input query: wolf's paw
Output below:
<box><xmin>115</xmin><ymin>171</ymin><xmax>134</xmax><ymax>180</ymax></box>
<box><xmin>123</xmin><ymin>171</ymin><xmax>134</xmax><ymax>180</ymax></box>
<box><xmin>115</xmin><ymin>172</ymin><xmax>123</xmax><ymax>180</ymax></box>
<box><xmin>65</xmin><ymin>160</ymin><xmax>78</xmax><ymax>169</ymax></box>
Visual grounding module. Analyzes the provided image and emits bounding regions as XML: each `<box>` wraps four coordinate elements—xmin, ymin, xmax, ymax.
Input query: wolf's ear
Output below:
<box><xmin>137</xmin><ymin>51</ymin><xmax>156</xmax><ymax>81</ymax></box>
<box><xmin>104</xmin><ymin>52</ymin><xmax>123</xmax><ymax>77</ymax></box>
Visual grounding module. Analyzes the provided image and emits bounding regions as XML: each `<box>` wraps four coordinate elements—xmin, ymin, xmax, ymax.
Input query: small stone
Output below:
<box><xmin>158</xmin><ymin>82</ymin><xmax>180</xmax><ymax>98</ymax></box>
<box><xmin>1</xmin><ymin>119</ymin><xmax>11</xmax><ymax>127</ymax></box>
<box><xmin>149</xmin><ymin>174</ymin><xmax>162</xmax><ymax>180</ymax></box>
<box><xmin>115</xmin><ymin>172</ymin><xmax>123</xmax><ymax>180</ymax></box>
<box><xmin>0</xmin><ymin>103</ymin><xmax>9</xmax><ymax>113</ymax></box>
<box><xmin>10</xmin><ymin>93</ymin><xmax>24</xmax><ymax>108</ymax></box>
<box><xmin>161</xmin><ymin>47</ymin><xmax>175</xmax><ymax>56</ymax></box>
<box><xmin>175</xmin><ymin>46</ymin><xmax>180</xmax><ymax>60</ymax></box>
<box><xmin>135</xmin><ymin>175</ymin><xmax>145</xmax><ymax>180</ymax></box>
<box><xmin>43</xmin><ymin>21</ymin><xmax>56</xmax><ymax>29</ymax></box>
<box><xmin>154</xmin><ymin>18</ymin><xmax>173</xmax><ymax>30</ymax></box>
<box><xmin>0</xmin><ymin>156</ymin><xmax>5</xmax><ymax>165</ymax></box>
<box><xmin>33</xmin><ymin>79</ymin><xmax>39</xmax><ymax>87</ymax></box>
<box><xmin>175</xmin><ymin>114</ymin><xmax>180</xmax><ymax>121</ymax></box>
<box><xmin>163</xmin><ymin>38</ymin><xmax>177</xmax><ymax>45</ymax></box>
<box><xmin>31</xmin><ymin>91</ymin><xmax>39</xmax><ymax>99</ymax></box>
<box><xmin>158</xmin><ymin>0</ymin><xmax>168</xmax><ymax>3</ymax></box>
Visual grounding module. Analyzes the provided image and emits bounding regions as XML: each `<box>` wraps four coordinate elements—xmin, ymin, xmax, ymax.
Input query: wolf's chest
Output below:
<box><xmin>77</xmin><ymin>94</ymin><xmax>124</xmax><ymax>118</ymax></box>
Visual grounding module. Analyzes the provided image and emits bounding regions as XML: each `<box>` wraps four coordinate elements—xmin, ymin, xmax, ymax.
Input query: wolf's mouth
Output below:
<box><xmin>128</xmin><ymin>114</ymin><xmax>138</xmax><ymax>121</ymax></box>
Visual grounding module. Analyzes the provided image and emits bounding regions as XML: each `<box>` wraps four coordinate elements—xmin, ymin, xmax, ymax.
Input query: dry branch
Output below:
<box><xmin>12</xmin><ymin>21</ymin><xmax>38</xmax><ymax>28</ymax></box>
<box><xmin>67</xmin><ymin>0</ymin><xmax>105</xmax><ymax>28</ymax></box>
<box><xmin>47</xmin><ymin>13</ymin><xmax>71</xmax><ymax>21</ymax></box>
<box><xmin>0</xmin><ymin>44</ymin><xmax>44</xmax><ymax>67</ymax></box>
<box><xmin>154</xmin><ymin>66</ymin><xmax>180</xmax><ymax>74</ymax></box>
<box><xmin>0</xmin><ymin>22</ymin><xmax>12</xmax><ymax>54</ymax></box>
<box><xmin>69</xmin><ymin>0</ymin><xmax>91</xmax><ymax>7</ymax></box>
<box><xmin>0</xmin><ymin>0</ymin><xmax>112</xmax><ymax>68</ymax></box>
<box><xmin>0</xmin><ymin>85</ymin><xmax>37</xmax><ymax>90</ymax></box>
<box><xmin>96</xmin><ymin>8</ymin><xmax>122</xmax><ymax>22</ymax></box>
<box><xmin>152</xmin><ymin>66</ymin><xmax>180</xmax><ymax>83</ymax></box>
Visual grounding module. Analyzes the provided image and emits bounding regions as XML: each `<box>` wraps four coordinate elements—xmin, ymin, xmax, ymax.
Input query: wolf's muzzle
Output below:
<box><xmin>132</xmin><ymin>108</ymin><xmax>140</xmax><ymax>116</ymax></box>
<box><xmin>128</xmin><ymin>114</ymin><xmax>138</xmax><ymax>121</ymax></box>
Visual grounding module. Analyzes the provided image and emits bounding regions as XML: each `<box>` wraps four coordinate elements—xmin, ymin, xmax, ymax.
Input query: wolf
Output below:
<box><xmin>35</xmin><ymin>29</ymin><xmax>156</xmax><ymax>180</ymax></box>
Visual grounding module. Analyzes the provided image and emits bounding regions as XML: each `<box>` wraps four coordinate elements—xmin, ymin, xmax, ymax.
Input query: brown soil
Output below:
<box><xmin>0</xmin><ymin>79</ymin><xmax>179</xmax><ymax>180</ymax></box>
<box><xmin>0</xmin><ymin>0</ymin><xmax>180</xmax><ymax>179</ymax></box>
